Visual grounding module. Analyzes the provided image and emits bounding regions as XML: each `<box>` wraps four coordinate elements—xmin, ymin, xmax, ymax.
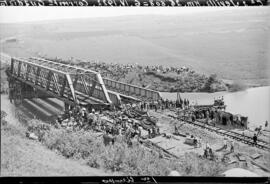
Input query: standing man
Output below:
<box><xmin>253</xmin><ymin>133</ymin><xmax>257</xmax><ymax>145</ymax></box>
<box><xmin>223</xmin><ymin>138</ymin><xmax>228</xmax><ymax>150</ymax></box>
<box><xmin>174</xmin><ymin>123</ymin><xmax>178</xmax><ymax>134</ymax></box>
<box><xmin>230</xmin><ymin>141</ymin><xmax>235</xmax><ymax>153</ymax></box>
<box><xmin>198</xmin><ymin>137</ymin><xmax>202</xmax><ymax>148</ymax></box>
<box><xmin>257</xmin><ymin>125</ymin><xmax>263</xmax><ymax>137</ymax></box>
<box><xmin>9</xmin><ymin>85</ymin><xmax>14</xmax><ymax>103</ymax></box>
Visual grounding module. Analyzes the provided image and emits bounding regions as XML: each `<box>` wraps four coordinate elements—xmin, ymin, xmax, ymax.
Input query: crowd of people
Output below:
<box><xmin>52</xmin><ymin>94</ymin><xmax>193</xmax><ymax>148</ymax></box>
<box><xmin>53</xmin><ymin>95</ymin><xmax>232</xmax><ymax>150</ymax></box>
<box><xmin>202</xmin><ymin>138</ymin><xmax>235</xmax><ymax>161</ymax></box>
<box><xmin>74</xmin><ymin>60</ymin><xmax>193</xmax><ymax>81</ymax></box>
<box><xmin>138</xmin><ymin>98</ymin><xmax>190</xmax><ymax>112</ymax></box>
<box><xmin>203</xmin><ymin>143</ymin><xmax>215</xmax><ymax>160</ymax></box>
<box><xmin>55</xmin><ymin>103</ymin><xmax>162</xmax><ymax>147</ymax></box>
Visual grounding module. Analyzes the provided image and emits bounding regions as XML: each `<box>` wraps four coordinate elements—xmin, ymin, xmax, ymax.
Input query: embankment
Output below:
<box><xmin>1</xmin><ymin>96</ymin><xmax>108</xmax><ymax>176</ymax></box>
<box><xmin>1</xmin><ymin>99</ymin><xmax>228</xmax><ymax>176</ymax></box>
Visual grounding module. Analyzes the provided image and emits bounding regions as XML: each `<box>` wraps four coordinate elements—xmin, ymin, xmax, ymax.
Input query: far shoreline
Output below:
<box><xmin>156</xmin><ymin>82</ymin><xmax>269</xmax><ymax>94</ymax></box>
<box><xmin>160</xmin><ymin>85</ymin><xmax>270</xmax><ymax>96</ymax></box>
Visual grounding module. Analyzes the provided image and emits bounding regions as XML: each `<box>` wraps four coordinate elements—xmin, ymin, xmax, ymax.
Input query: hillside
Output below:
<box><xmin>1</xmin><ymin>7</ymin><xmax>269</xmax><ymax>87</ymax></box>
<box><xmin>1</xmin><ymin>95</ymin><xmax>109</xmax><ymax>176</ymax></box>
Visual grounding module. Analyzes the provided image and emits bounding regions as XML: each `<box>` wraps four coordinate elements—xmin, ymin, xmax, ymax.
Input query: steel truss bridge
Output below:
<box><xmin>1</xmin><ymin>53</ymin><xmax>162</xmax><ymax>109</ymax></box>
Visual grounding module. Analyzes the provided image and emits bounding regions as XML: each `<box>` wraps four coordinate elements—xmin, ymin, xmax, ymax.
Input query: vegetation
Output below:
<box><xmin>228</xmin><ymin>81</ymin><xmax>247</xmax><ymax>92</ymax></box>
<box><xmin>141</xmin><ymin>72</ymin><xmax>227</xmax><ymax>93</ymax></box>
<box><xmin>1</xmin><ymin>110</ymin><xmax>8</xmax><ymax>126</ymax></box>
<box><xmin>42</xmin><ymin>56</ymin><xmax>229</xmax><ymax>93</ymax></box>
<box><xmin>3</xmin><ymin>109</ymin><xmax>270</xmax><ymax>176</ymax></box>
<box><xmin>19</xmin><ymin>117</ymin><xmax>227</xmax><ymax>176</ymax></box>
<box><xmin>0</xmin><ymin>63</ymin><xmax>9</xmax><ymax>94</ymax></box>
<box><xmin>202</xmin><ymin>74</ymin><xmax>228</xmax><ymax>93</ymax></box>
<box><xmin>112</xmin><ymin>70</ymin><xmax>228</xmax><ymax>93</ymax></box>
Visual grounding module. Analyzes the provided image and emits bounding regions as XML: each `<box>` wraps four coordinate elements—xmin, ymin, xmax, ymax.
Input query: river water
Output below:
<box><xmin>161</xmin><ymin>86</ymin><xmax>270</xmax><ymax>129</ymax></box>
<box><xmin>1</xmin><ymin>94</ymin><xmax>64</xmax><ymax>123</ymax></box>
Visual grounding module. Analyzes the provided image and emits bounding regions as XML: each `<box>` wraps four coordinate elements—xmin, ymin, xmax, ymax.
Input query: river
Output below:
<box><xmin>1</xmin><ymin>94</ymin><xmax>64</xmax><ymax>124</ymax></box>
<box><xmin>161</xmin><ymin>86</ymin><xmax>270</xmax><ymax>129</ymax></box>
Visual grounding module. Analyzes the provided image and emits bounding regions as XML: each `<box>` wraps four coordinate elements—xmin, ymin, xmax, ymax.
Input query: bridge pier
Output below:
<box><xmin>8</xmin><ymin>79</ymin><xmax>22</xmax><ymax>106</ymax></box>
<box><xmin>7</xmin><ymin>77</ymin><xmax>53</xmax><ymax>105</ymax></box>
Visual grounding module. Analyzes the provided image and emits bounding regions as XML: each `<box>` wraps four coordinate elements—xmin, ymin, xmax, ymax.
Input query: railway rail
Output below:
<box><xmin>167</xmin><ymin>113</ymin><xmax>270</xmax><ymax>151</ymax></box>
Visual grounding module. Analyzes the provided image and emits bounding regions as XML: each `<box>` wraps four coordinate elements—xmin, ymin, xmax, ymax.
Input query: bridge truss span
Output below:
<box><xmin>8</xmin><ymin>57</ymin><xmax>112</xmax><ymax>107</ymax></box>
<box><xmin>3</xmin><ymin>52</ymin><xmax>163</xmax><ymax>109</ymax></box>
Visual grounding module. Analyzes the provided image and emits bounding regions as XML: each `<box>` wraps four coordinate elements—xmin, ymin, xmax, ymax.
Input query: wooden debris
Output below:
<box><xmin>228</xmin><ymin>159</ymin><xmax>237</xmax><ymax>165</ymax></box>
<box><xmin>238</xmin><ymin>156</ymin><xmax>246</xmax><ymax>161</ymax></box>
<box><xmin>250</xmin><ymin>153</ymin><xmax>262</xmax><ymax>160</ymax></box>
<box><xmin>146</xmin><ymin>140</ymin><xmax>179</xmax><ymax>159</ymax></box>
<box><xmin>235</xmin><ymin>154</ymin><xmax>246</xmax><ymax>161</ymax></box>
<box><xmin>171</xmin><ymin>135</ymin><xmax>180</xmax><ymax>141</ymax></box>
<box><xmin>166</xmin><ymin>146</ymin><xmax>176</xmax><ymax>151</ymax></box>
<box><xmin>250</xmin><ymin>160</ymin><xmax>270</xmax><ymax>172</ymax></box>
<box><xmin>215</xmin><ymin>146</ymin><xmax>225</xmax><ymax>152</ymax></box>
<box><xmin>173</xmin><ymin>132</ymin><xmax>186</xmax><ymax>137</ymax></box>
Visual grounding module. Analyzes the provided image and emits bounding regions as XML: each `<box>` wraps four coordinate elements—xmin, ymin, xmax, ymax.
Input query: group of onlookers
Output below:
<box><xmin>71</xmin><ymin>59</ymin><xmax>194</xmax><ymax>82</ymax></box>
<box><xmin>56</xmin><ymin>104</ymin><xmax>162</xmax><ymax>147</ymax></box>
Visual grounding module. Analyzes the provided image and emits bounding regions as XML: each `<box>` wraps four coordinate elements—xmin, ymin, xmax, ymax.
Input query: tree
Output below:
<box><xmin>204</xmin><ymin>74</ymin><xmax>218</xmax><ymax>92</ymax></box>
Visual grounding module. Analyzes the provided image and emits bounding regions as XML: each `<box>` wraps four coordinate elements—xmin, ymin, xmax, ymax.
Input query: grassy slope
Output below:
<box><xmin>1</xmin><ymin>124</ymin><xmax>108</xmax><ymax>176</ymax></box>
<box><xmin>1</xmin><ymin>98</ymin><xmax>109</xmax><ymax>176</ymax></box>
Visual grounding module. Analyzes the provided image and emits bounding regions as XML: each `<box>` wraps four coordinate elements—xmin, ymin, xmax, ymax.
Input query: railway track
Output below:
<box><xmin>167</xmin><ymin>114</ymin><xmax>270</xmax><ymax>151</ymax></box>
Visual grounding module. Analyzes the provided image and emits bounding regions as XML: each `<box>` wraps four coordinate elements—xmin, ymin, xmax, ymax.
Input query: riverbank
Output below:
<box><xmin>39</xmin><ymin>55</ymin><xmax>270</xmax><ymax>93</ymax></box>
<box><xmin>0</xmin><ymin>59</ymin><xmax>9</xmax><ymax>94</ymax></box>
<box><xmin>0</xmin><ymin>95</ymin><xmax>228</xmax><ymax>176</ymax></box>
<box><xmin>1</xmin><ymin>112</ymin><xmax>109</xmax><ymax>176</ymax></box>
<box><xmin>42</xmin><ymin>56</ymin><xmax>228</xmax><ymax>93</ymax></box>
<box><xmin>2</xmin><ymin>93</ymin><xmax>269</xmax><ymax>176</ymax></box>
<box><xmin>1</xmin><ymin>123</ymin><xmax>110</xmax><ymax>176</ymax></box>
<box><xmin>0</xmin><ymin>106</ymin><xmax>227</xmax><ymax>176</ymax></box>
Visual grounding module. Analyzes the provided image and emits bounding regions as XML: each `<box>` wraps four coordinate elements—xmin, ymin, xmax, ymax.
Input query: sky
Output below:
<box><xmin>0</xmin><ymin>6</ymin><xmax>249</xmax><ymax>23</ymax></box>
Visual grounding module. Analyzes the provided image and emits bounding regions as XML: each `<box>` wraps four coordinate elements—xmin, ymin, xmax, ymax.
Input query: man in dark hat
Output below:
<box><xmin>253</xmin><ymin>134</ymin><xmax>257</xmax><ymax>145</ymax></box>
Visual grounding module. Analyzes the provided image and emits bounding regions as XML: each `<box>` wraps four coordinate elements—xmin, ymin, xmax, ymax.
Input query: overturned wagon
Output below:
<box><xmin>215</xmin><ymin>111</ymin><xmax>248</xmax><ymax>129</ymax></box>
<box><xmin>191</xmin><ymin>106</ymin><xmax>248</xmax><ymax>129</ymax></box>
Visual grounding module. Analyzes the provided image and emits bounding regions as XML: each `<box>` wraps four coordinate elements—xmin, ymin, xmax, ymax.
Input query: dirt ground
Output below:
<box><xmin>149</xmin><ymin>135</ymin><xmax>205</xmax><ymax>157</ymax></box>
<box><xmin>149</xmin><ymin>110</ymin><xmax>270</xmax><ymax>177</ymax></box>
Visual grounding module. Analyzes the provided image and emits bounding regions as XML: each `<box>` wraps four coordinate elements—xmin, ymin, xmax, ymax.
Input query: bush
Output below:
<box><xmin>43</xmin><ymin>129</ymin><xmax>96</xmax><ymax>159</ymax></box>
<box><xmin>181</xmin><ymin>153</ymin><xmax>226</xmax><ymax>176</ymax></box>
<box><xmin>1</xmin><ymin>110</ymin><xmax>8</xmax><ymax>126</ymax></box>
<box><xmin>228</xmin><ymin>81</ymin><xmax>247</xmax><ymax>92</ymax></box>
